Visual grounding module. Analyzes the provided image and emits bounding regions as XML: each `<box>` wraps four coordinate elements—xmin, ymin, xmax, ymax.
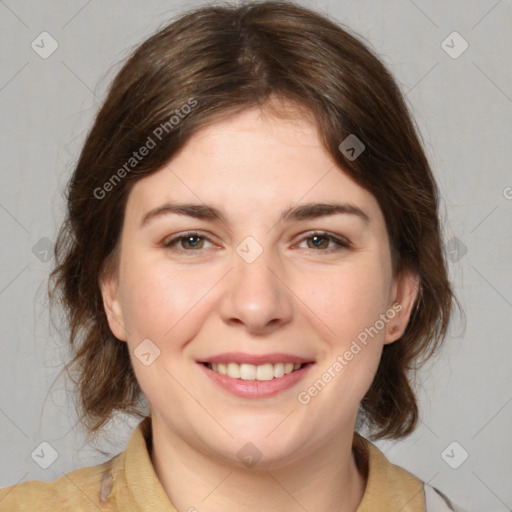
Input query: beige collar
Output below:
<box><xmin>104</xmin><ymin>417</ymin><xmax>425</xmax><ymax>511</ymax></box>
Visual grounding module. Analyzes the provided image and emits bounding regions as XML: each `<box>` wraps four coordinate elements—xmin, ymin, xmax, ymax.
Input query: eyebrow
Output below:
<box><xmin>140</xmin><ymin>201</ymin><xmax>370</xmax><ymax>228</ymax></box>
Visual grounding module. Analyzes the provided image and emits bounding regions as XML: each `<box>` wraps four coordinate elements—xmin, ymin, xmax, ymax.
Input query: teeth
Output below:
<box><xmin>274</xmin><ymin>362</ymin><xmax>285</xmax><ymax>378</ymax></box>
<box><xmin>226</xmin><ymin>362</ymin><xmax>240</xmax><ymax>378</ymax></box>
<box><xmin>256</xmin><ymin>363</ymin><xmax>274</xmax><ymax>381</ymax></box>
<box><xmin>240</xmin><ymin>363</ymin><xmax>257</xmax><ymax>380</ymax></box>
<box><xmin>208</xmin><ymin>361</ymin><xmax>304</xmax><ymax>381</ymax></box>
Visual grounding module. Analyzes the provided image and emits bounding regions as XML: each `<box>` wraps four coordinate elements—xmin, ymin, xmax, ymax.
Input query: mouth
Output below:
<box><xmin>201</xmin><ymin>361</ymin><xmax>310</xmax><ymax>381</ymax></box>
<box><xmin>198</xmin><ymin>356</ymin><xmax>315</xmax><ymax>399</ymax></box>
<box><xmin>197</xmin><ymin>354</ymin><xmax>315</xmax><ymax>399</ymax></box>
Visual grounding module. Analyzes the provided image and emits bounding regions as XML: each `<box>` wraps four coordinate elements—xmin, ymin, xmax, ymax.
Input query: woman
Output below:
<box><xmin>0</xmin><ymin>1</ymin><xmax>466</xmax><ymax>510</ymax></box>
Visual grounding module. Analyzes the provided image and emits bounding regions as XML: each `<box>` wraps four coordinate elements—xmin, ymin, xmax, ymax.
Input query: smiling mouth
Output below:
<box><xmin>202</xmin><ymin>361</ymin><xmax>309</xmax><ymax>381</ymax></box>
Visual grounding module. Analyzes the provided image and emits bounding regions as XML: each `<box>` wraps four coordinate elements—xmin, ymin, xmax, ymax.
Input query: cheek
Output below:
<box><xmin>117</xmin><ymin>257</ymin><xmax>213</xmax><ymax>398</ymax></box>
<box><xmin>118</xmin><ymin>255</ymin><xmax>216</xmax><ymax>343</ymax></box>
<box><xmin>294</xmin><ymin>268</ymin><xmax>388</xmax><ymax>423</ymax></box>
<box><xmin>300</xmin><ymin>260</ymin><xmax>390</xmax><ymax>345</ymax></box>
<box><xmin>295</xmin><ymin>258</ymin><xmax>390</xmax><ymax>406</ymax></box>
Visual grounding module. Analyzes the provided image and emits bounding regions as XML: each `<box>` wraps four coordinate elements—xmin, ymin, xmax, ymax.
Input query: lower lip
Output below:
<box><xmin>198</xmin><ymin>363</ymin><xmax>313</xmax><ymax>399</ymax></box>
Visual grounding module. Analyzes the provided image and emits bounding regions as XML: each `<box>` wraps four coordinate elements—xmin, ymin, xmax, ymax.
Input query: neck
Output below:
<box><xmin>149</xmin><ymin>416</ymin><xmax>367</xmax><ymax>512</ymax></box>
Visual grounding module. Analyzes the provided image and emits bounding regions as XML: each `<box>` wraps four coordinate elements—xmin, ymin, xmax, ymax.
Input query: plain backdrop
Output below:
<box><xmin>0</xmin><ymin>1</ymin><xmax>511</xmax><ymax>510</ymax></box>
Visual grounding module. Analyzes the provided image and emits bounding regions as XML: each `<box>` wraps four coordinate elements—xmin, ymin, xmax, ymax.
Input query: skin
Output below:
<box><xmin>101</xmin><ymin>101</ymin><xmax>419</xmax><ymax>512</ymax></box>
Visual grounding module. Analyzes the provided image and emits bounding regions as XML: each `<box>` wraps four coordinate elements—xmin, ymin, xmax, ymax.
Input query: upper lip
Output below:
<box><xmin>197</xmin><ymin>352</ymin><xmax>314</xmax><ymax>365</ymax></box>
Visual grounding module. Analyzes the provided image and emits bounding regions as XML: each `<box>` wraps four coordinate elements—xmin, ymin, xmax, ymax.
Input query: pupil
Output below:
<box><xmin>312</xmin><ymin>235</ymin><xmax>325</xmax><ymax>248</ymax></box>
<box><xmin>187</xmin><ymin>236</ymin><xmax>201</xmax><ymax>247</ymax></box>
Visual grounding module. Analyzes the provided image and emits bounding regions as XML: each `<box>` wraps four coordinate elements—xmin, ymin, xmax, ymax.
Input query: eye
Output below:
<box><xmin>297</xmin><ymin>231</ymin><xmax>351</xmax><ymax>253</ymax></box>
<box><xmin>161</xmin><ymin>230</ymin><xmax>351</xmax><ymax>255</ymax></box>
<box><xmin>162</xmin><ymin>232</ymin><xmax>215</xmax><ymax>252</ymax></box>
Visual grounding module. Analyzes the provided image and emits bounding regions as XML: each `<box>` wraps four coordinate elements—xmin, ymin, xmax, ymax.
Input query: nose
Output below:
<box><xmin>217</xmin><ymin>245</ymin><xmax>294</xmax><ymax>335</ymax></box>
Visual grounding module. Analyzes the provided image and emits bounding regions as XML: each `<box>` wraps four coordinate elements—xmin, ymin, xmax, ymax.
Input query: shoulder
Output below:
<box><xmin>0</xmin><ymin>456</ymin><xmax>119</xmax><ymax>512</ymax></box>
<box><xmin>354</xmin><ymin>433</ymin><xmax>467</xmax><ymax>512</ymax></box>
<box><xmin>0</xmin><ymin>417</ymin><xmax>168</xmax><ymax>512</ymax></box>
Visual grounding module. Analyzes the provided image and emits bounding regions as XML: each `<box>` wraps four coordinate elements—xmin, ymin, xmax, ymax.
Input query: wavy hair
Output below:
<box><xmin>49</xmin><ymin>0</ymin><xmax>458</xmax><ymax>441</ymax></box>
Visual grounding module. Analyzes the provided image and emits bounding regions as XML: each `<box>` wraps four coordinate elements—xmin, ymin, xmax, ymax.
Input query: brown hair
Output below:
<box><xmin>49</xmin><ymin>0</ymin><xmax>457</xmax><ymax>441</ymax></box>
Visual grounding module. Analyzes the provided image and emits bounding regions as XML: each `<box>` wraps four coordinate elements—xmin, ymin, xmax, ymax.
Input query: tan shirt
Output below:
<box><xmin>0</xmin><ymin>417</ymin><xmax>465</xmax><ymax>511</ymax></box>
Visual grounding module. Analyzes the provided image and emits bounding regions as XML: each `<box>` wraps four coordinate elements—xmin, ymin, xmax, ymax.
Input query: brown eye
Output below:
<box><xmin>307</xmin><ymin>234</ymin><xmax>330</xmax><ymax>249</ymax></box>
<box><xmin>163</xmin><ymin>232</ymin><xmax>213</xmax><ymax>252</ymax></box>
<box><xmin>299</xmin><ymin>232</ymin><xmax>351</xmax><ymax>252</ymax></box>
<box><xmin>180</xmin><ymin>234</ymin><xmax>204</xmax><ymax>250</ymax></box>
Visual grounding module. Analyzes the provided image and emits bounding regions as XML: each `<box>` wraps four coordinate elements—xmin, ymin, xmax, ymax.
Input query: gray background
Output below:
<box><xmin>0</xmin><ymin>0</ymin><xmax>511</xmax><ymax>510</ymax></box>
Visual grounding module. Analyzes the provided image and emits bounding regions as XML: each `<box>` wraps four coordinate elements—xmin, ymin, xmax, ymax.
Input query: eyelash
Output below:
<box><xmin>161</xmin><ymin>231</ymin><xmax>352</xmax><ymax>255</ymax></box>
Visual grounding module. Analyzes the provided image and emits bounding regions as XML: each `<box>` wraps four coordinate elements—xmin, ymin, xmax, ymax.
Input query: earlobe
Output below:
<box><xmin>99</xmin><ymin>274</ymin><xmax>128</xmax><ymax>342</ymax></box>
<box><xmin>384</xmin><ymin>270</ymin><xmax>420</xmax><ymax>344</ymax></box>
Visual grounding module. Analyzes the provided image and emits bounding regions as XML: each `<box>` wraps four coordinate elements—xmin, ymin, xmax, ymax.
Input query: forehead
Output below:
<box><xmin>125</xmin><ymin>105</ymin><xmax>382</xmax><ymax>226</ymax></box>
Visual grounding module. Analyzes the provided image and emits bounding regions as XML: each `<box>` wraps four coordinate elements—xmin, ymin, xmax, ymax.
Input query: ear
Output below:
<box><xmin>384</xmin><ymin>268</ymin><xmax>420</xmax><ymax>345</ymax></box>
<box><xmin>99</xmin><ymin>272</ymin><xmax>128</xmax><ymax>342</ymax></box>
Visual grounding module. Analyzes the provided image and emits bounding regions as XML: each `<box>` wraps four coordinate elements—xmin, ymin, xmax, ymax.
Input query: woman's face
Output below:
<box><xmin>101</xmin><ymin>104</ymin><xmax>418</xmax><ymax>468</ymax></box>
